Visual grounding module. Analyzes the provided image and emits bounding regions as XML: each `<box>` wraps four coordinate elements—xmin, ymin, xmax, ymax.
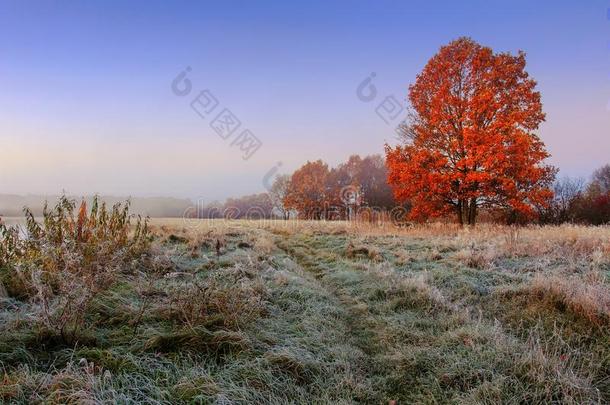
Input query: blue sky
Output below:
<box><xmin>1</xmin><ymin>0</ymin><xmax>609</xmax><ymax>200</ymax></box>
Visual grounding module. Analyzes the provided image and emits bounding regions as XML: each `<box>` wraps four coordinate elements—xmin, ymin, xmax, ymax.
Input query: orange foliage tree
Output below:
<box><xmin>283</xmin><ymin>155</ymin><xmax>396</xmax><ymax>220</ymax></box>
<box><xmin>385</xmin><ymin>38</ymin><xmax>556</xmax><ymax>225</ymax></box>
<box><xmin>284</xmin><ymin>160</ymin><xmax>330</xmax><ymax>219</ymax></box>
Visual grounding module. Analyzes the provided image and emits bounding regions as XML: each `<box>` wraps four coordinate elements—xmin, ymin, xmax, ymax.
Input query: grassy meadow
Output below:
<box><xmin>1</xmin><ymin>213</ymin><xmax>609</xmax><ymax>403</ymax></box>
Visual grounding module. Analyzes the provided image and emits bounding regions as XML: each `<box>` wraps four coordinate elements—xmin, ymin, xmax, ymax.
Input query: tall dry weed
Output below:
<box><xmin>0</xmin><ymin>196</ymin><xmax>150</xmax><ymax>343</ymax></box>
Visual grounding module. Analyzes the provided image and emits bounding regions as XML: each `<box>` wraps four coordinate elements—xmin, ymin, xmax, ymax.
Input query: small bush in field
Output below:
<box><xmin>166</xmin><ymin>275</ymin><xmax>266</xmax><ymax>331</ymax></box>
<box><xmin>0</xmin><ymin>196</ymin><xmax>149</xmax><ymax>344</ymax></box>
<box><xmin>144</xmin><ymin>271</ymin><xmax>267</xmax><ymax>353</ymax></box>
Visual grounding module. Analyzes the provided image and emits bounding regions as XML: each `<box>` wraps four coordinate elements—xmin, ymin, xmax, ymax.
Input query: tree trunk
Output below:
<box><xmin>457</xmin><ymin>200</ymin><xmax>464</xmax><ymax>226</ymax></box>
<box><xmin>457</xmin><ymin>199</ymin><xmax>478</xmax><ymax>226</ymax></box>
<box><xmin>467</xmin><ymin>198</ymin><xmax>477</xmax><ymax>226</ymax></box>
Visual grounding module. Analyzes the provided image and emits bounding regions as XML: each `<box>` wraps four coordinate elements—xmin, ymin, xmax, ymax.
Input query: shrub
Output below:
<box><xmin>161</xmin><ymin>273</ymin><xmax>267</xmax><ymax>331</ymax></box>
<box><xmin>0</xmin><ymin>196</ymin><xmax>149</xmax><ymax>344</ymax></box>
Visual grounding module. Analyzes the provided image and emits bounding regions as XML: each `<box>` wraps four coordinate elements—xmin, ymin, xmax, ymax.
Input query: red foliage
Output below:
<box><xmin>385</xmin><ymin>38</ymin><xmax>556</xmax><ymax>225</ymax></box>
<box><xmin>284</xmin><ymin>160</ymin><xmax>331</xmax><ymax>219</ymax></box>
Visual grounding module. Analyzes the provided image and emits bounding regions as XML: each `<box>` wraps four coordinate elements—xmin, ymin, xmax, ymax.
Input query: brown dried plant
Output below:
<box><xmin>0</xmin><ymin>195</ymin><xmax>150</xmax><ymax>344</ymax></box>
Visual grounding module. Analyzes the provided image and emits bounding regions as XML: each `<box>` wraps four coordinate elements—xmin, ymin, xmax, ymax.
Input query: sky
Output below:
<box><xmin>1</xmin><ymin>0</ymin><xmax>609</xmax><ymax>201</ymax></box>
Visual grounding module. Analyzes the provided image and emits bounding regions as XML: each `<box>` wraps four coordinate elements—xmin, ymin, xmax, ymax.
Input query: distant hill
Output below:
<box><xmin>0</xmin><ymin>194</ymin><xmax>194</xmax><ymax>218</ymax></box>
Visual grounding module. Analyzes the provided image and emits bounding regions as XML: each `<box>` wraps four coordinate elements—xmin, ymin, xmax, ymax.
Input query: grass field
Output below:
<box><xmin>1</xmin><ymin>218</ymin><xmax>609</xmax><ymax>403</ymax></box>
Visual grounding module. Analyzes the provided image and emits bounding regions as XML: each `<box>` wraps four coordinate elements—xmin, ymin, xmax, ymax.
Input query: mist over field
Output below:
<box><xmin>0</xmin><ymin>194</ymin><xmax>193</xmax><ymax>218</ymax></box>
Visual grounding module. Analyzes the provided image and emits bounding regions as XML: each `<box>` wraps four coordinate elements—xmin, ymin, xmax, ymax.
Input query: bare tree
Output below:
<box><xmin>358</xmin><ymin>155</ymin><xmax>395</xmax><ymax>209</ymax></box>
<box><xmin>591</xmin><ymin>164</ymin><xmax>610</xmax><ymax>194</ymax></box>
<box><xmin>551</xmin><ymin>177</ymin><xmax>585</xmax><ymax>222</ymax></box>
<box><xmin>269</xmin><ymin>174</ymin><xmax>291</xmax><ymax>219</ymax></box>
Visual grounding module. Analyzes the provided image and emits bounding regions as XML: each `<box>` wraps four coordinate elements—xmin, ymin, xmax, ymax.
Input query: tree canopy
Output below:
<box><xmin>386</xmin><ymin>37</ymin><xmax>556</xmax><ymax>225</ymax></box>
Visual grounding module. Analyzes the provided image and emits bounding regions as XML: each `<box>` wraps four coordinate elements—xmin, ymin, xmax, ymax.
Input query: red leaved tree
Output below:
<box><xmin>284</xmin><ymin>160</ymin><xmax>330</xmax><ymax>219</ymax></box>
<box><xmin>386</xmin><ymin>37</ymin><xmax>556</xmax><ymax>225</ymax></box>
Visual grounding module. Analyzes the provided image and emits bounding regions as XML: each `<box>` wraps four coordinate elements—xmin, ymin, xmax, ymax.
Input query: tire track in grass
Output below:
<box><xmin>273</xmin><ymin>232</ymin><xmax>400</xmax><ymax>401</ymax></box>
<box><xmin>278</xmin><ymin>231</ymin><xmax>607</xmax><ymax>403</ymax></box>
<box><xmin>274</xmin><ymin>235</ymin><xmax>376</xmax><ymax>347</ymax></box>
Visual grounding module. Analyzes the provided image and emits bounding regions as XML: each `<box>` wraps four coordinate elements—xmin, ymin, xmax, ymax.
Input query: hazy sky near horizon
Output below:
<box><xmin>1</xmin><ymin>0</ymin><xmax>610</xmax><ymax>201</ymax></box>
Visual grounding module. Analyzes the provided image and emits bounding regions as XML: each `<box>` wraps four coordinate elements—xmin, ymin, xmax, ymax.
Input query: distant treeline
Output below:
<box><xmin>188</xmin><ymin>154</ymin><xmax>404</xmax><ymax>221</ymax></box>
<box><xmin>189</xmin><ymin>160</ymin><xmax>610</xmax><ymax>225</ymax></box>
<box><xmin>0</xmin><ymin>195</ymin><xmax>194</xmax><ymax>218</ymax></box>
<box><xmin>540</xmin><ymin>164</ymin><xmax>610</xmax><ymax>225</ymax></box>
<box><xmin>4</xmin><ymin>162</ymin><xmax>609</xmax><ymax>225</ymax></box>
